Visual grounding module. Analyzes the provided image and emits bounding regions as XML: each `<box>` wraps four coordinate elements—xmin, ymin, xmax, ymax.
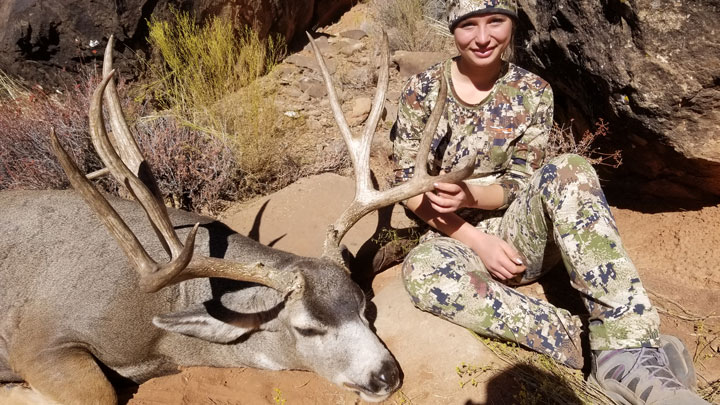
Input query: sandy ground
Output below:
<box><xmin>118</xmin><ymin>173</ymin><xmax>719</xmax><ymax>405</ymax></box>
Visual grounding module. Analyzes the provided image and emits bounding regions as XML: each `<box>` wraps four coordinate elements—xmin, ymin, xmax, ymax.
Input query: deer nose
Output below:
<box><xmin>369</xmin><ymin>360</ymin><xmax>401</xmax><ymax>391</ymax></box>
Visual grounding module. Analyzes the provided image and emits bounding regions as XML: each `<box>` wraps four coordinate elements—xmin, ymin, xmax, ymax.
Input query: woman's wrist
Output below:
<box><xmin>463</xmin><ymin>183</ymin><xmax>505</xmax><ymax>211</ymax></box>
<box><xmin>448</xmin><ymin>222</ymin><xmax>488</xmax><ymax>251</ymax></box>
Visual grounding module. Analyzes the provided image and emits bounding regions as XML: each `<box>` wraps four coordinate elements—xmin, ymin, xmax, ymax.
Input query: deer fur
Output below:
<box><xmin>0</xmin><ymin>190</ymin><xmax>400</xmax><ymax>404</ymax></box>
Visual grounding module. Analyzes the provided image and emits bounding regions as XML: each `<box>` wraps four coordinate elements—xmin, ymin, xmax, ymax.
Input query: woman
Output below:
<box><xmin>391</xmin><ymin>1</ymin><xmax>707</xmax><ymax>403</ymax></box>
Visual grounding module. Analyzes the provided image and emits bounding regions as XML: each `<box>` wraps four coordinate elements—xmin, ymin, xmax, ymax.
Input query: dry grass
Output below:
<box><xmin>476</xmin><ymin>335</ymin><xmax>615</xmax><ymax>405</ymax></box>
<box><xmin>369</xmin><ymin>0</ymin><xmax>452</xmax><ymax>52</ymax></box>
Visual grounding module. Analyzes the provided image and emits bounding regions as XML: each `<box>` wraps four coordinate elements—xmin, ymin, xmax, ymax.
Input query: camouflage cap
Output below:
<box><xmin>448</xmin><ymin>0</ymin><xmax>518</xmax><ymax>32</ymax></box>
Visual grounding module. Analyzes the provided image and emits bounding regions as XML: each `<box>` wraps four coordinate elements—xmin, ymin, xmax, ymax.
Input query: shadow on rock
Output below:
<box><xmin>479</xmin><ymin>363</ymin><xmax>585</xmax><ymax>405</ymax></box>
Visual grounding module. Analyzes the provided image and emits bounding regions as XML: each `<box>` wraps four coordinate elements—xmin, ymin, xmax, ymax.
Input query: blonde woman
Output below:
<box><xmin>391</xmin><ymin>1</ymin><xmax>706</xmax><ymax>403</ymax></box>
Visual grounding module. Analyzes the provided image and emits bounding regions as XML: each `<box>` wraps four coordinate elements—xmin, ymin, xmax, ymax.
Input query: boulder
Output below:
<box><xmin>0</xmin><ymin>0</ymin><xmax>354</xmax><ymax>87</ymax></box>
<box><xmin>392</xmin><ymin>51</ymin><xmax>453</xmax><ymax>78</ymax></box>
<box><xmin>516</xmin><ymin>0</ymin><xmax>720</xmax><ymax>201</ymax></box>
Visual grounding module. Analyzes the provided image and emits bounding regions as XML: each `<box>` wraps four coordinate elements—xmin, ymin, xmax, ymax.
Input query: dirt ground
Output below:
<box><xmin>119</xmin><ymin>173</ymin><xmax>720</xmax><ymax>405</ymax></box>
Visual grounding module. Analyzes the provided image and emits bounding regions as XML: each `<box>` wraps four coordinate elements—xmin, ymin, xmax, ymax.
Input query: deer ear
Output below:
<box><xmin>152</xmin><ymin>302</ymin><xmax>261</xmax><ymax>343</ymax></box>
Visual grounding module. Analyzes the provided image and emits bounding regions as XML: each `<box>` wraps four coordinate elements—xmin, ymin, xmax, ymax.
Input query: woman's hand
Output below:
<box><xmin>424</xmin><ymin>182</ymin><xmax>476</xmax><ymax>213</ymax></box>
<box><xmin>469</xmin><ymin>230</ymin><xmax>526</xmax><ymax>281</ymax></box>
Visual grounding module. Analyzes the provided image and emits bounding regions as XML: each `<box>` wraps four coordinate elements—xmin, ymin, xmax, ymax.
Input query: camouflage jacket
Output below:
<box><xmin>391</xmin><ymin>58</ymin><xmax>554</xmax><ymax>213</ymax></box>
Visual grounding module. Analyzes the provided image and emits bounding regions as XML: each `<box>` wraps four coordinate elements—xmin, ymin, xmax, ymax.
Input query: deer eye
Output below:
<box><xmin>293</xmin><ymin>326</ymin><xmax>326</xmax><ymax>337</ymax></box>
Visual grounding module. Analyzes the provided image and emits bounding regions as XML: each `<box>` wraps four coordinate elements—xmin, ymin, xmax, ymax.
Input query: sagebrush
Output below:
<box><xmin>0</xmin><ymin>71</ymin><xmax>103</xmax><ymax>191</ymax></box>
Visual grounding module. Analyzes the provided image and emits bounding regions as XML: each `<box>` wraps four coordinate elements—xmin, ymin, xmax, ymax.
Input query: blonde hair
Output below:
<box><xmin>501</xmin><ymin>29</ymin><xmax>516</xmax><ymax>62</ymax></box>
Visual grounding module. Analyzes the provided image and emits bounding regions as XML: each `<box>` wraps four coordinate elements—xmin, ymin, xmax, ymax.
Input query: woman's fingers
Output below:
<box><xmin>424</xmin><ymin>190</ymin><xmax>460</xmax><ymax>212</ymax></box>
<box><xmin>488</xmin><ymin>265</ymin><xmax>514</xmax><ymax>280</ymax></box>
<box><xmin>500</xmin><ymin>240</ymin><xmax>526</xmax><ymax>272</ymax></box>
<box><xmin>432</xmin><ymin>182</ymin><xmax>462</xmax><ymax>194</ymax></box>
<box><xmin>424</xmin><ymin>182</ymin><xmax>468</xmax><ymax>213</ymax></box>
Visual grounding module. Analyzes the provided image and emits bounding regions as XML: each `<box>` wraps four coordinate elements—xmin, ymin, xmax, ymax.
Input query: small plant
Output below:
<box><xmin>0</xmin><ymin>69</ymin><xmax>28</xmax><ymax>101</ymax></box>
<box><xmin>272</xmin><ymin>387</ymin><xmax>287</xmax><ymax>405</ymax></box>
<box><xmin>546</xmin><ymin>118</ymin><xmax>622</xmax><ymax>168</ymax></box>
<box><xmin>699</xmin><ymin>379</ymin><xmax>720</xmax><ymax>403</ymax></box>
<box><xmin>147</xmin><ymin>9</ymin><xmax>284</xmax><ymax>118</ymax></box>
<box><xmin>391</xmin><ymin>389</ymin><xmax>413</xmax><ymax>404</ymax></box>
<box><xmin>456</xmin><ymin>361</ymin><xmax>494</xmax><ymax>388</ymax></box>
<box><xmin>133</xmin><ymin>114</ymin><xmax>240</xmax><ymax>213</ymax></box>
<box><xmin>372</xmin><ymin>227</ymin><xmax>421</xmax><ymax>254</ymax></box>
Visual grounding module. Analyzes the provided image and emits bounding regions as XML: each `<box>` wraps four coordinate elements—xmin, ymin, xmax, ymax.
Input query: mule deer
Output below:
<box><xmin>0</xmin><ymin>33</ymin><xmax>474</xmax><ymax>404</ymax></box>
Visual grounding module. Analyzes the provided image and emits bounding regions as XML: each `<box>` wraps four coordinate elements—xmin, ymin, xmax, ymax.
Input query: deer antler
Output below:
<box><xmin>306</xmin><ymin>32</ymin><xmax>477</xmax><ymax>262</ymax></box>
<box><xmin>51</xmin><ymin>45</ymin><xmax>304</xmax><ymax>297</ymax></box>
<box><xmin>101</xmin><ymin>36</ymin><xmax>172</xmax><ymax>256</ymax></box>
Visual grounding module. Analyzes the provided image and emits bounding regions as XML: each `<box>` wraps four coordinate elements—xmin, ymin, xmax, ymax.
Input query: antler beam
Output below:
<box><xmin>306</xmin><ymin>32</ymin><xmax>477</xmax><ymax>262</ymax></box>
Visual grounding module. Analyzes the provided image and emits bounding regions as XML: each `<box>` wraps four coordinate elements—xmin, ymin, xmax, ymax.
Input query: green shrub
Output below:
<box><xmin>146</xmin><ymin>9</ymin><xmax>297</xmax><ymax>199</ymax></box>
<box><xmin>148</xmin><ymin>10</ymin><xmax>277</xmax><ymax>109</ymax></box>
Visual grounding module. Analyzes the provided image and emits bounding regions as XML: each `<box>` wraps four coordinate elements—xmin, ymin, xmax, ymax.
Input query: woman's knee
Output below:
<box><xmin>401</xmin><ymin>237</ymin><xmax>479</xmax><ymax>310</ymax></box>
<box><xmin>538</xmin><ymin>153</ymin><xmax>601</xmax><ymax>191</ymax></box>
<box><xmin>545</xmin><ymin>153</ymin><xmax>595</xmax><ymax>175</ymax></box>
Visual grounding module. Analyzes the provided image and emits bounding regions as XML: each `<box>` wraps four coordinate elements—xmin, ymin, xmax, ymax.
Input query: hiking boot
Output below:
<box><xmin>590</xmin><ymin>345</ymin><xmax>708</xmax><ymax>405</ymax></box>
<box><xmin>659</xmin><ymin>334</ymin><xmax>696</xmax><ymax>389</ymax></box>
<box><xmin>371</xmin><ymin>238</ymin><xmax>417</xmax><ymax>273</ymax></box>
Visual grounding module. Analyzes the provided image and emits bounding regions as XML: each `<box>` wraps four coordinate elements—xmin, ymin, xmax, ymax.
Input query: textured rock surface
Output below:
<box><xmin>0</xmin><ymin>0</ymin><xmax>353</xmax><ymax>86</ymax></box>
<box><xmin>517</xmin><ymin>0</ymin><xmax>720</xmax><ymax>200</ymax></box>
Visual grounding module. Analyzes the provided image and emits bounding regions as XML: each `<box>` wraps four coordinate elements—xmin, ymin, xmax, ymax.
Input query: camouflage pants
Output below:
<box><xmin>402</xmin><ymin>154</ymin><xmax>660</xmax><ymax>368</ymax></box>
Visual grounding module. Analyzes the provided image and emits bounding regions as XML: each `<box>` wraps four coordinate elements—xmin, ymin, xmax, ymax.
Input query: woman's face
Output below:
<box><xmin>453</xmin><ymin>13</ymin><xmax>513</xmax><ymax>70</ymax></box>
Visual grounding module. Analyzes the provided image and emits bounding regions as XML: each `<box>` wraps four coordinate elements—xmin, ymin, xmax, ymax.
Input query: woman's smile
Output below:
<box><xmin>453</xmin><ymin>14</ymin><xmax>513</xmax><ymax>70</ymax></box>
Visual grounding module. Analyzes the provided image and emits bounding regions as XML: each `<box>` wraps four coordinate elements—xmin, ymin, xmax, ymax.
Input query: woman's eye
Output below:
<box><xmin>294</xmin><ymin>326</ymin><xmax>326</xmax><ymax>337</ymax></box>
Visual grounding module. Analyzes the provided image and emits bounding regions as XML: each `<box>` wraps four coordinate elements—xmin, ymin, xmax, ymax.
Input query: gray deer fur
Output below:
<box><xmin>0</xmin><ymin>189</ymin><xmax>400</xmax><ymax>404</ymax></box>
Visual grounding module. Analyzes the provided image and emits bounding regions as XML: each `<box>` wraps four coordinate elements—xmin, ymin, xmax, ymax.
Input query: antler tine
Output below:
<box><xmin>320</xmin><ymin>62</ymin><xmax>477</xmax><ymax>261</ymax></box>
<box><xmin>306</xmin><ymin>32</ymin><xmax>363</xmax><ymax>176</ymax></box>
<box><xmin>102</xmin><ymin>36</ymin><xmax>145</xmax><ymax>180</ymax></box>
<box><xmin>103</xmin><ymin>35</ymin><xmax>172</xmax><ymax>256</ymax></box>
<box><xmin>50</xmin><ymin>125</ymin><xmax>198</xmax><ymax>293</ymax></box>
<box><xmin>90</xmin><ymin>70</ymin><xmax>186</xmax><ymax>258</ymax></box>
<box><xmin>356</xmin><ymin>31</ymin><xmax>390</xmax><ymax>191</ymax></box>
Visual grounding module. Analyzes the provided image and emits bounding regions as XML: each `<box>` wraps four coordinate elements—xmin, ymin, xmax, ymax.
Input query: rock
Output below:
<box><xmin>286</xmin><ymin>54</ymin><xmax>319</xmax><ymax>70</ymax></box>
<box><xmin>286</xmin><ymin>53</ymin><xmax>337</xmax><ymax>74</ymax></box>
<box><xmin>383</xmin><ymin>102</ymin><xmax>398</xmax><ymax>125</ymax></box>
<box><xmin>337</xmin><ymin>39</ymin><xmax>364</xmax><ymax>56</ymax></box>
<box><xmin>303</xmin><ymin>35</ymin><xmax>331</xmax><ymax>53</ymax></box>
<box><xmin>339</xmin><ymin>64</ymin><xmax>374</xmax><ymax>89</ymax></box>
<box><xmin>272</xmin><ymin>64</ymin><xmax>296</xmax><ymax>84</ymax></box>
<box><xmin>0</xmin><ymin>0</ymin><xmax>355</xmax><ymax>87</ymax></box>
<box><xmin>392</xmin><ymin>51</ymin><xmax>453</xmax><ymax>77</ymax></box>
<box><xmin>299</xmin><ymin>80</ymin><xmax>327</xmax><ymax>99</ymax></box>
<box><xmin>516</xmin><ymin>0</ymin><xmax>720</xmax><ymax>201</ymax></box>
<box><xmin>282</xmin><ymin>86</ymin><xmax>305</xmax><ymax>99</ymax></box>
<box><xmin>339</xmin><ymin>29</ymin><xmax>367</xmax><ymax>40</ymax></box>
<box><xmin>346</xmin><ymin>97</ymin><xmax>372</xmax><ymax>126</ymax></box>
